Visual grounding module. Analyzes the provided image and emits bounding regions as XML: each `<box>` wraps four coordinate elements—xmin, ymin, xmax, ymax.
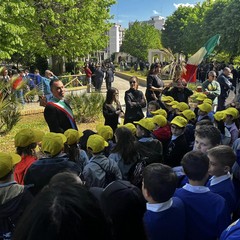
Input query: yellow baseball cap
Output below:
<box><xmin>15</xmin><ymin>129</ymin><xmax>45</xmax><ymax>147</ymax></box>
<box><xmin>214</xmin><ymin>111</ymin><xmax>226</xmax><ymax>122</ymax></box>
<box><xmin>198</xmin><ymin>103</ymin><xmax>212</xmax><ymax>113</ymax></box>
<box><xmin>87</xmin><ymin>134</ymin><xmax>108</xmax><ymax>153</ymax></box>
<box><xmin>118</xmin><ymin>123</ymin><xmax>137</xmax><ymax>136</ymax></box>
<box><xmin>96</xmin><ymin>125</ymin><xmax>113</xmax><ymax>141</ymax></box>
<box><xmin>161</xmin><ymin>95</ymin><xmax>174</xmax><ymax>102</ymax></box>
<box><xmin>181</xmin><ymin>109</ymin><xmax>196</xmax><ymax>121</ymax></box>
<box><xmin>134</xmin><ymin>118</ymin><xmax>155</xmax><ymax>131</ymax></box>
<box><xmin>196</xmin><ymin>93</ymin><xmax>207</xmax><ymax>101</ymax></box>
<box><xmin>41</xmin><ymin>132</ymin><xmax>67</xmax><ymax>157</ymax></box>
<box><xmin>64</xmin><ymin>129</ymin><xmax>83</xmax><ymax>145</ymax></box>
<box><xmin>174</xmin><ymin>102</ymin><xmax>189</xmax><ymax>112</ymax></box>
<box><xmin>152</xmin><ymin>115</ymin><xmax>167</xmax><ymax>127</ymax></box>
<box><xmin>171</xmin><ymin>116</ymin><xmax>188</xmax><ymax>128</ymax></box>
<box><xmin>151</xmin><ymin>109</ymin><xmax>167</xmax><ymax>118</ymax></box>
<box><xmin>223</xmin><ymin>107</ymin><xmax>239</xmax><ymax>119</ymax></box>
<box><xmin>166</xmin><ymin>100</ymin><xmax>179</xmax><ymax>106</ymax></box>
<box><xmin>0</xmin><ymin>152</ymin><xmax>21</xmax><ymax>178</ymax></box>
<box><xmin>203</xmin><ymin>98</ymin><xmax>213</xmax><ymax>105</ymax></box>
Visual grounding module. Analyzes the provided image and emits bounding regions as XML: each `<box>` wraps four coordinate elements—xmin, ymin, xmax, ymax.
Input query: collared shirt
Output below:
<box><xmin>209</xmin><ymin>173</ymin><xmax>231</xmax><ymax>186</ymax></box>
<box><xmin>139</xmin><ymin>137</ymin><xmax>154</xmax><ymax>142</ymax></box>
<box><xmin>183</xmin><ymin>183</ymin><xmax>210</xmax><ymax>193</ymax></box>
<box><xmin>0</xmin><ymin>181</ymin><xmax>16</xmax><ymax>188</ymax></box>
<box><xmin>146</xmin><ymin>198</ymin><xmax>173</xmax><ymax>212</ymax></box>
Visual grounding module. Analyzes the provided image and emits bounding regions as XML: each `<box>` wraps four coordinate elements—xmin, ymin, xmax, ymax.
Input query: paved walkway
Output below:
<box><xmin>20</xmin><ymin>75</ymin><xmax>147</xmax><ymax>115</ymax></box>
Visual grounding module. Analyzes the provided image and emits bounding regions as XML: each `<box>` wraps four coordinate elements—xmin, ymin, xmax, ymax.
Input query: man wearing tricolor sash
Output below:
<box><xmin>44</xmin><ymin>79</ymin><xmax>78</xmax><ymax>133</ymax></box>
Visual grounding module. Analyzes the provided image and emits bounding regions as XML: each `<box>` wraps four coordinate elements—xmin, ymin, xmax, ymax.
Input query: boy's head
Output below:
<box><xmin>42</xmin><ymin>133</ymin><xmax>67</xmax><ymax>157</ymax></box>
<box><xmin>96</xmin><ymin>125</ymin><xmax>113</xmax><ymax>141</ymax></box>
<box><xmin>147</xmin><ymin>101</ymin><xmax>160</xmax><ymax>114</ymax></box>
<box><xmin>142</xmin><ymin>163</ymin><xmax>177</xmax><ymax>203</ymax></box>
<box><xmin>181</xmin><ymin>151</ymin><xmax>209</xmax><ymax>182</ymax></box>
<box><xmin>0</xmin><ymin>152</ymin><xmax>21</xmax><ymax>181</ymax></box>
<box><xmin>64</xmin><ymin>129</ymin><xmax>83</xmax><ymax>145</ymax></box>
<box><xmin>195</xmin><ymin>119</ymin><xmax>213</xmax><ymax>131</ymax></box>
<box><xmin>170</xmin><ymin>116</ymin><xmax>187</xmax><ymax>137</ymax></box>
<box><xmin>207</xmin><ymin>145</ymin><xmax>236</xmax><ymax>177</ymax></box>
<box><xmin>87</xmin><ymin>134</ymin><xmax>108</xmax><ymax>154</ymax></box>
<box><xmin>194</xmin><ymin>125</ymin><xmax>221</xmax><ymax>153</ymax></box>
<box><xmin>134</xmin><ymin>118</ymin><xmax>155</xmax><ymax>138</ymax></box>
<box><xmin>197</xmin><ymin>103</ymin><xmax>212</xmax><ymax>116</ymax></box>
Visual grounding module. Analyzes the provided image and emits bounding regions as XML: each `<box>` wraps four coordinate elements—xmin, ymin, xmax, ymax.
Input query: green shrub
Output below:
<box><xmin>66</xmin><ymin>92</ymin><xmax>104</xmax><ymax>123</ymax></box>
<box><xmin>0</xmin><ymin>82</ymin><xmax>21</xmax><ymax>135</ymax></box>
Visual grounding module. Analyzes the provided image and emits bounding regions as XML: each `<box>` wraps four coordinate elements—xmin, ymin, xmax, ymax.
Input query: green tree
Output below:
<box><xmin>120</xmin><ymin>22</ymin><xmax>162</xmax><ymax>61</ymax></box>
<box><xmin>161</xmin><ymin>6</ymin><xmax>193</xmax><ymax>53</ymax></box>
<box><xmin>0</xmin><ymin>0</ymin><xmax>115</xmax><ymax>73</ymax></box>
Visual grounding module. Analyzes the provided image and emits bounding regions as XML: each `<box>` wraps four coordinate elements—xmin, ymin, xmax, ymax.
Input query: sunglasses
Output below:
<box><xmin>130</xmin><ymin>81</ymin><xmax>136</xmax><ymax>84</ymax></box>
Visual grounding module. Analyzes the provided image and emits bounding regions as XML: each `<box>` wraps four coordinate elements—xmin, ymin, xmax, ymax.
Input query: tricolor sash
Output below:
<box><xmin>47</xmin><ymin>100</ymin><xmax>77</xmax><ymax>130</ymax></box>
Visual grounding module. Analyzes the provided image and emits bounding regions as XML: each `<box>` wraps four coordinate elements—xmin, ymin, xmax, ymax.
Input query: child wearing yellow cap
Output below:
<box><xmin>14</xmin><ymin>129</ymin><xmax>45</xmax><ymax>185</ymax></box>
<box><xmin>222</xmin><ymin>107</ymin><xmax>239</xmax><ymax>146</ymax></box>
<box><xmin>64</xmin><ymin>129</ymin><xmax>89</xmax><ymax>171</ymax></box>
<box><xmin>0</xmin><ymin>152</ymin><xmax>33</xmax><ymax>239</ymax></box>
<box><xmin>24</xmin><ymin>132</ymin><xmax>81</xmax><ymax>196</ymax></box>
<box><xmin>164</xmin><ymin>116</ymin><xmax>189</xmax><ymax>168</ymax></box>
<box><xmin>83</xmin><ymin>134</ymin><xmax>122</xmax><ymax>187</ymax></box>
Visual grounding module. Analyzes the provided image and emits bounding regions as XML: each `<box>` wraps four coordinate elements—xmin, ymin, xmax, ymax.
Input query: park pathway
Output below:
<box><xmin>20</xmin><ymin>75</ymin><xmax>147</xmax><ymax>115</ymax></box>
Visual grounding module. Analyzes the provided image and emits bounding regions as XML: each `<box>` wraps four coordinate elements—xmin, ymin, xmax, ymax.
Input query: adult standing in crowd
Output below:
<box><xmin>217</xmin><ymin>67</ymin><xmax>233</xmax><ymax>111</ymax></box>
<box><xmin>93</xmin><ymin>64</ymin><xmax>104</xmax><ymax>92</ymax></box>
<box><xmin>163</xmin><ymin>79</ymin><xmax>193</xmax><ymax>104</ymax></box>
<box><xmin>44</xmin><ymin>78</ymin><xmax>78</xmax><ymax>133</ymax></box>
<box><xmin>105</xmin><ymin>65</ymin><xmax>115</xmax><ymax>90</ymax></box>
<box><xmin>103</xmin><ymin>87</ymin><xmax>124</xmax><ymax>132</ymax></box>
<box><xmin>202</xmin><ymin>70</ymin><xmax>221</xmax><ymax>111</ymax></box>
<box><xmin>124</xmin><ymin>76</ymin><xmax>146</xmax><ymax>124</ymax></box>
<box><xmin>145</xmin><ymin>63</ymin><xmax>164</xmax><ymax>103</ymax></box>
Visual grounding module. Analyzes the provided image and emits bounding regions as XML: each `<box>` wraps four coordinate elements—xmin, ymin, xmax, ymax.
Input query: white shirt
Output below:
<box><xmin>146</xmin><ymin>198</ymin><xmax>173</xmax><ymax>212</ymax></box>
<box><xmin>209</xmin><ymin>173</ymin><xmax>231</xmax><ymax>186</ymax></box>
<box><xmin>183</xmin><ymin>183</ymin><xmax>210</xmax><ymax>193</ymax></box>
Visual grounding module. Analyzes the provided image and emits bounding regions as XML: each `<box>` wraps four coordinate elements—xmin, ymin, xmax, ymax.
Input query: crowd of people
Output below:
<box><xmin>1</xmin><ymin>62</ymin><xmax>240</xmax><ymax>240</ymax></box>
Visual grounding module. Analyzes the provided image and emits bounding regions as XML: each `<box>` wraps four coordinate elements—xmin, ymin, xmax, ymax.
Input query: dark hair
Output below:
<box><xmin>105</xmin><ymin>87</ymin><xmax>119</xmax><ymax>104</ymax></box>
<box><xmin>181</xmin><ymin>151</ymin><xmax>209</xmax><ymax>181</ymax></box>
<box><xmin>94</xmin><ymin>180</ymin><xmax>146</xmax><ymax>240</ymax></box>
<box><xmin>64</xmin><ymin>143</ymin><xmax>80</xmax><ymax>162</ymax></box>
<box><xmin>195</xmin><ymin>125</ymin><xmax>221</xmax><ymax>146</ymax></box>
<box><xmin>195</xmin><ymin>119</ymin><xmax>213</xmax><ymax>127</ymax></box>
<box><xmin>79</xmin><ymin>129</ymin><xmax>96</xmax><ymax>151</ymax></box>
<box><xmin>137</xmin><ymin>124</ymin><xmax>152</xmax><ymax>137</ymax></box>
<box><xmin>147</xmin><ymin>100</ymin><xmax>160</xmax><ymax>110</ymax></box>
<box><xmin>50</xmin><ymin>78</ymin><xmax>61</xmax><ymax>90</ymax></box>
<box><xmin>207</xmin><ymin>145</ymin><xmax>236</xmax><ymax>168</ymax></box>
<box><xmin>13</xmin><ymin>172</ymin><xmax>112</xmax><ymax>240</ymax></box>
<box><xmin>16</xmin><ymin>143</ymin><xmax>37</xmax><ymax>156</ymax></box>
<box><xmin>111</xmin><ymin>127</ymin><xmax>138</xmax><ymax>164</ymax></box>
<box><xmin>143</xmin><ymin>163</ymin><xmax>177</xmax><ymax>202</ymax></box>
<box><xmin>148</xmin><ymin>63</ymin><xmax>162</xmax><ymax>75</ymax></box>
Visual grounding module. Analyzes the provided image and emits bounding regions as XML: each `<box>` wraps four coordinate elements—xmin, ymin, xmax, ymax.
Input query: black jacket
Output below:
<box><xmin>44</xmin><ymin>100</ymin><xmax>78</xmax><ymax>133</ymax></box>
<box><xmin>124</xmin><ymin>88</ymin><xmax>146</xmax><ymax>124</ymax></box>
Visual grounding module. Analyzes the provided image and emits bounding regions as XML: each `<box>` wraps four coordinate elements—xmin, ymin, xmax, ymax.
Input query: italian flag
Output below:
<box><xmin>182</xmin><ymin>34</ymin><xmax>221</xmax><ymax>83</ymax></box>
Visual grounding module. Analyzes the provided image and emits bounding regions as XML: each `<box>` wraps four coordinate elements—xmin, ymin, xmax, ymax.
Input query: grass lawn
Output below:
<box><xmin>0</xmin><ymin>113</ymin><xmax>104</xmax><ymax>153</ymax></box>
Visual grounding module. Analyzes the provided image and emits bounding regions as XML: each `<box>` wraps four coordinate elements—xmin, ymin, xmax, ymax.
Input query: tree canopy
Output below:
<box><xmin>162</xmin><ymin>0</ymin><xmax>240</xmax><ymax>61</ymax></box>
<box><xmin>120</xmin><ymin>22</ymin><xmax>162</xmax><ymax>61</ymax></box>
<box><xmin>0</xmin><ymin>0</ymin><xmax>115</xmax><ymax>69</ymax></box>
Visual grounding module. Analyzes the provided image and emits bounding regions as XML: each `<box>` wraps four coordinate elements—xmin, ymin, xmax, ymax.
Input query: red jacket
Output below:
<box><xmin>84</xmin><ymin>67</ymin><xmax>92</xmax><ymax>78</ymax></box>
<box><xmin>14</xmin><ymin>155</ymin><xmax>37</xmax><ymax>185</ymax></box>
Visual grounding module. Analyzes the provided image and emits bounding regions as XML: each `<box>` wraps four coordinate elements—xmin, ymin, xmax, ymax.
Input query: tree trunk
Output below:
<box><xmin>51</xmin><ymin>55</ymin><xmax>64</xmax><ymax>75</ymax></box>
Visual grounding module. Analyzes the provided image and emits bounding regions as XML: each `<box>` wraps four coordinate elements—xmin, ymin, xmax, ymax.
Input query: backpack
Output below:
<box><xmin>92</xmin><ymin>161</ymin><xmax>117</xmax><ymax>187</ymax></box>
<box><xmin>128</xmin><ymin>140</ymin><xmax>163</xmax><ymax>188</ymax></box>
<box><xmin>128</xmin><ymin>153</ymin><xmax>148</xmax><ymax>188</ymax></box>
